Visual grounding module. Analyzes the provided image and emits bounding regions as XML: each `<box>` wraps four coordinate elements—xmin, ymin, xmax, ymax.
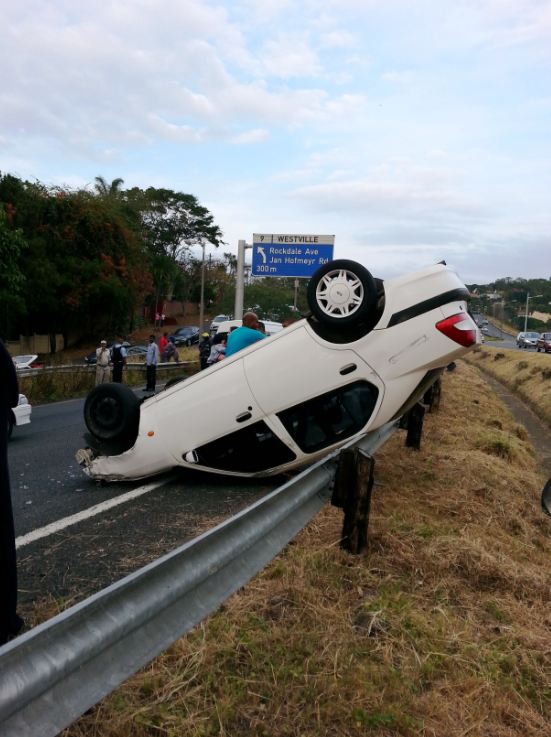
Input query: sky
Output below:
<box><xmin>2</xmin><ymin>0</ymin><xmax>551</xmax><ymax>285</ymax></box>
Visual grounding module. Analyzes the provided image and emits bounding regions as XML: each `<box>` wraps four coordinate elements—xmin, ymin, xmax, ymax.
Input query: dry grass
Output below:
<box><xmin>465</xmin><ymin>347</ymin><xmax>551</xmax><ymax>429</ymax></box>
<box><xmin>61</xmin><ymin>361</ymin><xmax>551</xmax><ymax>737</ymax></box>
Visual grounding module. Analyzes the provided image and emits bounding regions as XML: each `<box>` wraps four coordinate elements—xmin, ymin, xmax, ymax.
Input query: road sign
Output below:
<box><xmin>251</xmin><ymin>233</ymin><xmax>335</xmax><ymax>278</ymax></box>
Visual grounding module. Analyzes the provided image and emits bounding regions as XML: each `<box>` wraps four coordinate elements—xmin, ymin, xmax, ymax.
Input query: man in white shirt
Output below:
<box><xmin>95</xmin><ymin>340</ymin><xmax>111</xmax><ymax>385</ymax></box>
<box><xmin>144</xmin><ymin>334</ymin><xmax>160</xmax><ymax>393</ymax></box>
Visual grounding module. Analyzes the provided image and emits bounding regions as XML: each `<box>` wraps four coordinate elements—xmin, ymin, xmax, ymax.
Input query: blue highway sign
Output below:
<box><xmin>252</xmin><ymin>233</ymin><xmax>335</xmax><ymax>278</ymax></box>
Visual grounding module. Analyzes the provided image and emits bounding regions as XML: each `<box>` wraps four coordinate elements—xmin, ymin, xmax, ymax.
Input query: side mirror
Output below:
<box><xmin>541</xmin><ymin>478</ymin><xmax>551</xmax><ymax>517</ymax></box>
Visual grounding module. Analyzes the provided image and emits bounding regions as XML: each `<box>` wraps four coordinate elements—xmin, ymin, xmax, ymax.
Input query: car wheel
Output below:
<box><xmin>307</xmin><ymin>259</ymin><xmax>378</xmax><ymax>329</ymax></box>
<box><xmin>7</xmin><ymin>414</ymin><xmax>14</xmax><ymax>439</ymax></box>
<box><xmin>84</xmin><ymin>383</ymin><xmax>140</xmax><ymax>446</ymax></box>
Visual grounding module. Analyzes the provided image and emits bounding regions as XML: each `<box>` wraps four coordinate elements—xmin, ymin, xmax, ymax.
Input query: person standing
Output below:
<box><xmin>198</xmin><ymin>332</ymin><xmax>211</xmax><ymax>370</ymax></box>
<box><xmin>144</xmin><ymin>334</ymin><xmax>160</xmax><ymax>393</ymax></box>
<box><xmin>95</xmin><ymin>340</ymin><xmax>111</xmax><ymax>385</ymax></box>
<box><xmin>161</xmin><ymin>335</ymin><xmax>179</xmax><ymax>363</ymax></box>
<box><xmin>110</xmin><ymin>335</ymin><xmax>127</xmax><ymax>383</ymax></box>
<box><xmin>225</xmin><ymin>312</ymin><xmax>265</xmax><ymax>357</ymax></box>
<box><xmin>0</xmin><ymin>339</ymin><xmax>24</xmax><ymax>644</ymax></box>
<box><xmin>159</xmin><ymin>332</ymin><xmax>168</xmax><ymax>356</ymax></box>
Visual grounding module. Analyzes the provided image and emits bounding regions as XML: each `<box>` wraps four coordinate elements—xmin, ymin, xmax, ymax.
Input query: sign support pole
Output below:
<box><xmin>234</xmin><ymin>239</ymin><xmax>250</xmax><ymax>319</ymax></box>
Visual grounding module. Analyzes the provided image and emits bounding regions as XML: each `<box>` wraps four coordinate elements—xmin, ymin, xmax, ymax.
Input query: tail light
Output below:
<box><xmin>436</xmin><ymin>313</ymin><xmax>477</xmax><ymax>347</ymax></box>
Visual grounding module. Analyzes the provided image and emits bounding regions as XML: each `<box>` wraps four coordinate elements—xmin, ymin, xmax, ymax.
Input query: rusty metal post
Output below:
<box><xmin>332</xmin><ymin>448</ymin><xmax>375</xmax><ymax>554</ymax></box>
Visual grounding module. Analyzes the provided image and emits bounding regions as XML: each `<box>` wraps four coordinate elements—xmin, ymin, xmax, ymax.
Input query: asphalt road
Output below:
<box><xmin>8</xmin><ymin>396</ymin><xmax>279</xmax><ymax>613</ymax></box>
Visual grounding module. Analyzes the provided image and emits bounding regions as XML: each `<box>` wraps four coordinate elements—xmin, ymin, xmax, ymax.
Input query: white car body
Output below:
<box><xmin>77</xmin><ymin>261</ymin><xmax>478</xmax><ymax>482</ymax></box>
<box><xmin>8</xmin><ymin>393</ymin><xmax>32</xmax><ymax>438</ymax></box>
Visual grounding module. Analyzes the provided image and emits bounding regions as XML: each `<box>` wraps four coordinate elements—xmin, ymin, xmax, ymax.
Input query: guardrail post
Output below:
<box><xmin>405</xmin><ymin>402</ymin><xmax>425</xmax><ymax>450</ymax></box>
<box><xmin>423</xmin><ymin>377</ymin><xmax>442</xmax><ymax>412</ymax></box>
<box><xmin>331</xmin><ymin>448</ymin><xmax>375</xmax><ymax>554</ymax></box>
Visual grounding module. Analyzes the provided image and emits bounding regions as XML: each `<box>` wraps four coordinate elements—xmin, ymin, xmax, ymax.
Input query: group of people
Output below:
<box><xmin>96</xmin><ymin>311</ymin><xmax>268</xmax><ymax>392</ymax></box>
<box><xmin>95</xmin><ymin>336</ymin><xmax>127</xmax><ymax>385</ymax></box>
<box><xmin>199</xmin><ymin>312</ymin><xmax>267</xmax><ymax>370</ymax></box>
<box><xmin>95</xmin><ymin>333</ymin><xmax>180</xmax><ymax>393</ymax></box>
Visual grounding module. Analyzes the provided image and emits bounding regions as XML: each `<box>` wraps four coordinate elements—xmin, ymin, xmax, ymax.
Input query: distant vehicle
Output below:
<box><xmin>172</xmin><ymin>326</ymin><xmax>200</xmax><ymax>347</ymax></box>
<box><xmin>536</xmin><ymin>332</ymin><xmax>551</xmax><ymax>353</ymax></box>
<box><xmin>125</xmin><ymin>346</ymin><xmax>148</xmax><ymax>362</ymax></box>
<box><xmin>209</xmin><ymin>314</ymin><xmax>231</xmax><ymax>336</ymax></box>
<box><xmin>214</xmin><ymin>319</ymin><xmax>284</xmax><ymax>338</ymax></box>
<box><xmin>516</xmin><ymin>331</ymin><xmax>540</xmax><ymax>349</ymax></box>
<box><xmin>77</xmin><ymin>258</ymin><xmax>479</xmax><ymax>482</ymax></box>
<box><xmin>8</xmin><ymin>393</ymin><xmax>32</xmax><ymax>438</ymax></box>
<box><xmin>12</xmin><ymin>354</ymin><xmax>42</xmax><ymax>370</ymax></box>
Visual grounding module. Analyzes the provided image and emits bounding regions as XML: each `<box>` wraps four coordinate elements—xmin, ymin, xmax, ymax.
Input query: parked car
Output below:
<box><xmin>536</xmin><ymin>332</ymin><xmax>551</xmax><ymax>353</ymax></box>
<box><xmin>8</xmin><ymin>393</ymin><xmax>32</xmax><ymax>438</ymax></box>
<box><xmin>516</xmin><ymin>331</ymin><xmax>540</xmax><ymax>349</ymax></box>
<box><xmin>172</xmin><ymin>326</ymin><xmax>200</xmax><ymax>347</ymax></box>
<box><xmin>77</xmin><ymin>260</ymin><xmax>479</xmax><ymax>482</ymax></box>
<box><xmin>126</xmin><ymin>345</ymin><xmax>148</xmax><ymax>362</ymax></box>
<box><xmin>12</xmin><ymin>354</ymin><xmax>43</xmax><ymax>370</ymax></box>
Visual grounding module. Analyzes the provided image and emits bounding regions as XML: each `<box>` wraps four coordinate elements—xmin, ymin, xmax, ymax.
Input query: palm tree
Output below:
<box><xmin>94</xmin><ymin>176</ymin><xmax>125</xmax><ymax>197</ymax></box>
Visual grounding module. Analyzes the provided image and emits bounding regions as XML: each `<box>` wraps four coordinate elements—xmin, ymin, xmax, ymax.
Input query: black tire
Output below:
<box><xmin>7</xmin><ymin>414</ymin><xmax>14</xmax><ymax>439</ymax></box>
<box><xmin>84</xmin><ymin>383</ymin><xmax>140</xmax><ymax>444</ymax></box>
<box><xmin>307</xmin><ymin>259</ymin><xmax>378</xmax><ymax>328</ymax></box>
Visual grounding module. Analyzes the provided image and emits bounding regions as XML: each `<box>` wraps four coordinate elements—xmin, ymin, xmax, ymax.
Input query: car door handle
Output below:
<box><xmin>339</xmin><ymin>363</ymin><xmax>357</xmax><ymax>376</ymax></box>
<box><xmin>236</xmin><ymin>411</ymin><xmax>252</xmax><ymax>423</ymax></box>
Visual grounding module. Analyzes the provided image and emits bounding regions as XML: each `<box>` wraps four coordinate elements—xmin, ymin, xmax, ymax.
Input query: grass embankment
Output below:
<box><xmin>465</xmin><ymin>347</ymin><xmax>551</xmax><ymax>429</ymax></box>
<box><xmin>62</xmin><ymin>360</ymin><xmax>551</xmax><ymax>737</ymax></box>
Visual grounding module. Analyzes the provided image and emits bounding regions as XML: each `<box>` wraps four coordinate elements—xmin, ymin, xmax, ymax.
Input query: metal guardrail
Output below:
<box><xmin>17</xmin><ymin>360</ymin><xmax>198</xmax><ymax>376</ymax></box>
<box><xmin>0</xmin><ymin>422</ymin><xmax>397</xmax><ymax>737</ymax></box>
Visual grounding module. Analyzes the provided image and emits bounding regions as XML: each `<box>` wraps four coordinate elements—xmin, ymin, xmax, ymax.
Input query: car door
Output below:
<box><xmin>243</xmin><ymin>323</ymin><xmax>380</xmax><ymax>415</ymax></box>
<box><xmin>169</xmin><ymin>359</ymin><xmax>297</xmax><ymax>474</ymax></box>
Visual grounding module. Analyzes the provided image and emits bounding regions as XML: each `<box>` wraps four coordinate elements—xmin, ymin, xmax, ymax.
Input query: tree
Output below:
<box><xmin>0</xmin><ymin>207</ymin><xmax>27</xmax><ymax>337</ymax></box>
<box><xmin>125</xmin><ymin>187</ymin><xmax>224</xmax><ymax>309</ymax></box>
<box><xmin>0</xmin><ymin>174</ymin><xmax>152</xmax><ymax>338</ymax></box>
<box><xmin>94</xmin><ymin>176</ymin><xmax>125</xmax><ymax>198</ymax></box>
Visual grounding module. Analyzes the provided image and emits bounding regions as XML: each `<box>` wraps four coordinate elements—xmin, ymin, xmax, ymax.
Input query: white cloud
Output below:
<box><xmin>1</xmin><ymin>0</ymin><xmax>550</xmax><ymax>282</ymax></box>
<box><xmin>230</xmin><ymin>128</ymin><xmax>270</xmax><ymax>144</ymax></box>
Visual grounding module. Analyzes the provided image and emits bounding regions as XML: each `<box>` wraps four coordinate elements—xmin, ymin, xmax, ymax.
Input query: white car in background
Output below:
<box><xmin>8</xmin><ymin>394</ymin><xmax>32</xmax><ymax>438</ymax></box>
<box><xmin>214</xmin><ymin>319</ymin><xmax>284</xmax><ymax>338</ymax></box>
<box><xmin>77</xmin><ymin>259</ymin><xmax>479</xmax><ymax>482</ymax></box>
<box><xmin>12</xmin><ymin>354</ymin><xmax>41</xmax><ymax>370</ymax></box>
<box><xmin>209</xmin><ymin>314</ymin><xmax>231</xmax><ymax>336</ymax></box>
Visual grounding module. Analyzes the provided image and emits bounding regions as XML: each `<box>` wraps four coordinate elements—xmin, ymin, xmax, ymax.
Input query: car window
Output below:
<box><xmin>194</xmin><ymin>420</ymin><xmax>296</xmax><ymax>472</ymax></box>
<box><xmin>277</xmin><ymin>381</ymin><xmax>379</xmax><ymax>454</ymax></box>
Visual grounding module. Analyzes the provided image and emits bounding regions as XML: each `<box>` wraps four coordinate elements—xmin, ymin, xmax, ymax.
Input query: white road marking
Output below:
<box><xmin>16</xmin><ymin>478</ymin><xmax>171</xmax><ymax>549</ymax></box>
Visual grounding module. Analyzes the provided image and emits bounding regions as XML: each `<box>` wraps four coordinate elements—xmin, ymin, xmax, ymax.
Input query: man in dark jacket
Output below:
<box><xmin>198</xmin><ymin>332</ymin><xmax>211</xmax><ymax>370</ymax></box>
<box><xmin>0</xmin><ymin>339</ymin><xmax>24</xmax><ymax>644</ymax></box>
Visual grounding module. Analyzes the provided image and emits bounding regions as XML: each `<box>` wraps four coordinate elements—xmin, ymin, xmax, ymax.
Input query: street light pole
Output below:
<box><xmin>524</xmin><ymin>292</ymin><xmax>543</xmax><ymax>333</ymax></box>
<box><xmin>199</xmin><ymin>243</ymin><xmax>206</xmax><ymax>332</ymax></box>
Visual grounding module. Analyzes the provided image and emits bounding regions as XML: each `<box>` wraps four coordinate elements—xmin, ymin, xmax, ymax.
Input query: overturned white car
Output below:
<box><xmin>77</xmin><ymin>259</ymin><xmax>478</xmax><ymax>481</ymax></box>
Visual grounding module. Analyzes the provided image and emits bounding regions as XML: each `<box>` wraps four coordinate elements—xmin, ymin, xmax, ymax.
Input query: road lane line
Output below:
<box><xmin>16</xmin><ymin>477</ymin><xmax>173</xmax><ymax>549</ymax></box>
